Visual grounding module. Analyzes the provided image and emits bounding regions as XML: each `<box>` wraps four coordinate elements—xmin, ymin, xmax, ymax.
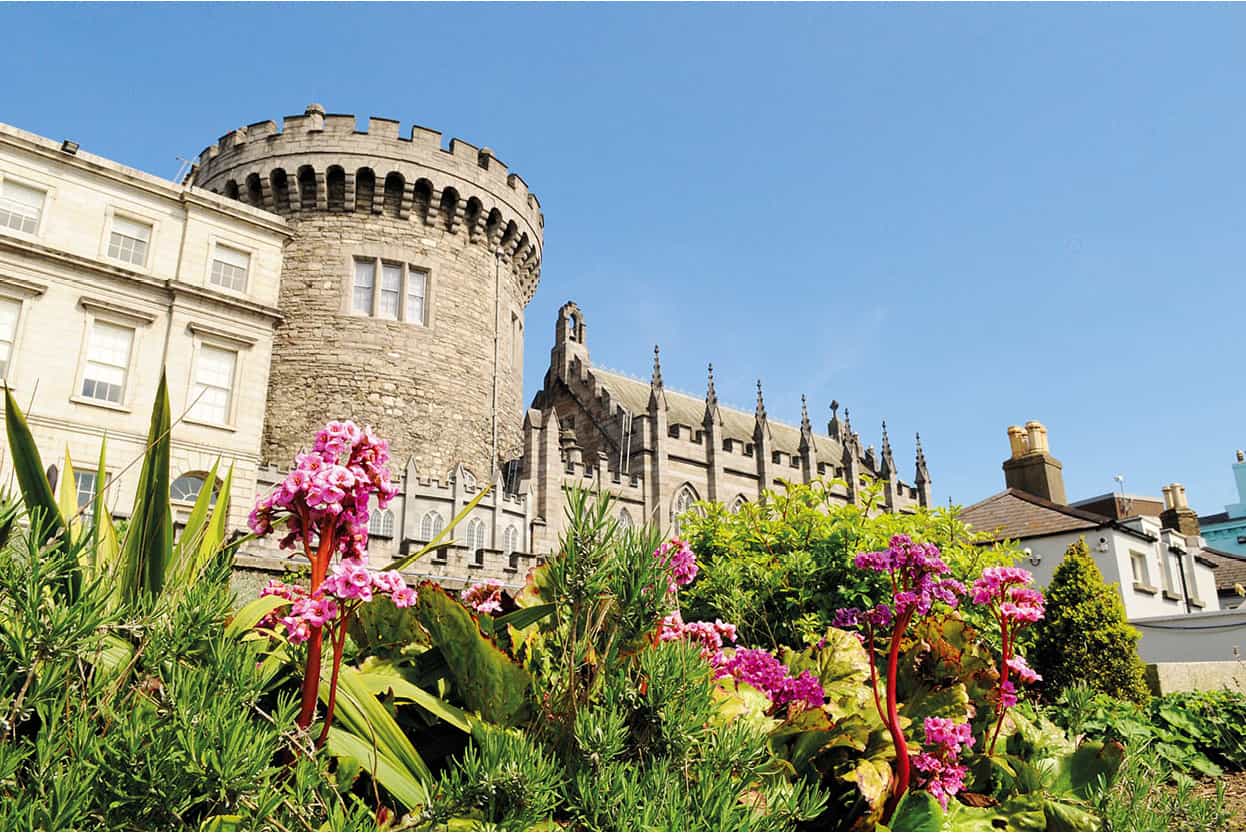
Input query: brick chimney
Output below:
<box><xmin>1002</xmin><ymin>420</ymin><xmax>1067</xmax><ymax>504</ymax></box>
<box><xmin>1160</xmin><ymin>482</ymin><xmax>1200</xmax><ymax>537</ymax></box>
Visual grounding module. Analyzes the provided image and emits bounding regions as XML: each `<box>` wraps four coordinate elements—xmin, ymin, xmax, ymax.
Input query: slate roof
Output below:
<box><xmin>1199</xmin><ymin>511</ymin><xmax>1234</xmax><ymax>526</ymax></box>
<box><xmin>591</xmin><ymin>368</ymin><xmax>872</xmax><ymax>471</ymax></box>
<box><xmin>1201</xmin><ymin>547</ymin><xmax>1246</xmax><ymax>593</ymax></box>
<box><xmin>960</xmin><ymin>488</ymin><xmax>1154</xmax><ymax>544</ymax></box>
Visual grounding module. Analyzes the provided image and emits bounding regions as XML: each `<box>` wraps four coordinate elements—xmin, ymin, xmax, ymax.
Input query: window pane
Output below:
<box><xmin>405</xmin><ymin>269</ymin><xmax>427</xmax><ymax>324</ymax></box>
<box><xmin>213</xmin><ymin>243</ymin><xmax>250</xmax><ymax>269</ymax></box>
<box><xmin>379</xmin><ymin>264</ymin><xmax>401</xmax><ymax>320</ymax></box>
<box><xmin>0</xmin><ymin>180</ymin><xmax>44</xmax><ymax>233</ymax></box>
<box><xmin>112</xmin><ymin>215</ymin><xmax>151</xmax><ymax>241</ymax></box>
<box><xmin>82</xmin><ymin>321</ymin><xmax>133</xmax><ymax>403</ymax></box>
<box><xmin>189</xmin><ymin>345</ymin><xmax>236</xmax><ymax>424</ymax></box>
<box><xmin>0</xmin><ymin>298</ymin><xmax>18</xmax><ymax>378</ymax></box>
<box><xmin>74</xmin><ymin>471</ymin><xmax>97</xmax><ymax>511</ymax></box>
<box><xmin>353</xmin><ymin>259</ymin><xmax>375</xmax><ymax>315</ymax></box>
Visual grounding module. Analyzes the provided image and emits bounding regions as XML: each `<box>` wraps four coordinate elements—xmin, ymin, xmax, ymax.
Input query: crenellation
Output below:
<box><xmin>368</xmin><ymin>117</ymin><xmax>400</xmax><ymax>140</ymax></box>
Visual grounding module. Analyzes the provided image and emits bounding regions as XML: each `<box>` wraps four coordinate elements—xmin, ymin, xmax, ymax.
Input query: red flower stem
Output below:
<box><xmin>865</xmin><ymin>626</ymin><xmax>886</xmax><ymax>726</ymax></box>
<box><xmin>295</xmin><ymin>526</ymin><xmax>336</xmax><ymax>733</ymax></box>
<box><xmin>987</xmin><ymin>614</ymin><xmax>1011</xmax><ymax>757</ymax></box>
<box><xmin>882</xmin><ymin>608</ymin><xmax>914</xmax><ymax>823</ymax></box>
<box><xmin>317</xmin><ymin>607</ymin><xmax>353</xmax><ymax>748</ymax></box>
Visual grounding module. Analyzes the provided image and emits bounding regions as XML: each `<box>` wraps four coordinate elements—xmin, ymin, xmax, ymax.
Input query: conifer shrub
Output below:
<box><xmin>1030</xmin><ymin>539</ymin><xmax>1151</xmax><ymax>704</ymax></box>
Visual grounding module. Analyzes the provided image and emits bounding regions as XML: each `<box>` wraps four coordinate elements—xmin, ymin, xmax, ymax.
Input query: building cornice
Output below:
<box><xmin>0</xmin><ymin>123</ymin><xmax>291</xmax><ymax>237</ymax></box>
<box><xmin>0</xmin><ymin>235</ymin><xmax>283</xmax><ymax>324</ymax></box>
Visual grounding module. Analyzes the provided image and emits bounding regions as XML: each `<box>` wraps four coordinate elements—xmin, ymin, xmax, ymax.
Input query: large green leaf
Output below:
<box><xmin>1051</xmin><ymin>741</ymin><xmax>1126</xmax><ymax>799</ymax></box>
<box><xmin>943</xmin><ymin>796</ymin><xmax>1047</xmax><ymax>831</ymax></box>
<box><xmin>118</xmin><ymin>372</ymin><xmax>173</xmax><ymax>604</ymax></box>
<box><xmin>414</xmin><ymin>582</ymin><xmax>531</xmax><ymax>726</ymax></box>
<box><xmin>356</xmin><ymin>667</ymin><xmax>471</xmax><ymax>733</ymax></box>
<box><xmin>4</xmin><ymin>385</ymin><xmax>65</xmax><ymax>547</ymax></box>
<box><xmin>320</xmin><ymin>664</ymin><xmax>434</xmax><ymax>802</ymax></box>
<box><xmin>486</xmin><ymin>603</ymin><xmax>555</xmax><ymax>635</ymax></box>
<box><xmin>225</xmin><ymin>595</ymin><xmax>291</xmax><ymax>639</ymax></box>
<box><xmin>324</xmin><ymin>725</ymin><xmax>429</xmax><ymax>812</ymax></box>
<box><xmin>782</xmin><ymin>627</ymin><xmax>872</xmax><ymax>721</ymax></box>
<box><xmin>889</xmin><ymin>790</ymin><xmax>945</xmax><ymax>832</ymax></box>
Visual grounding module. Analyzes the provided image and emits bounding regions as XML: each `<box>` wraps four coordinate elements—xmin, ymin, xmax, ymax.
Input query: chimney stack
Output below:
<box><xmin>1159</xmin><ymin>482</ymin><xmax>1200</xmax><ymax>537</ymax></box>
<box><xmin>1002</xmin><ymin>420</ymin><xmax>1067</xmax><ymax>504</ymax></box>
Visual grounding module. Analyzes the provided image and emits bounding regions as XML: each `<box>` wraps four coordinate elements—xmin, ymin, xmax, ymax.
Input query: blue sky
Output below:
<box><xmin>3</xmin><ymin>3</ymin><xmax>1243</xmax><ymax>511</ymax></box>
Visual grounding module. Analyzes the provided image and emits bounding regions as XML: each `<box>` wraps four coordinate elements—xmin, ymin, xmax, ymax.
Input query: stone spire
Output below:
<box><xmin>648</xmin><ymin>344</ymin><xmax>667</xmax><ymax>411</ymax></box>
<box><xmin>828</xmin><ymin>399</ymin><xmax>841</xmax><ymax>441</ymax></box>
<box><xmin>915</xmin><ymin>432</ymin><xmax>930</xmax><ymax>485</ymax></box>
<box><xmin>703</xmin><ymin>363</ymin><xmax>721</xmax><ymax>426</ymax></box>
<box><xmin>754</xmin><ymin>379</ymin><xmax>767</xmax><ymax>422</ymax></box>
<box><xmin>799</xmin><ymin>394</ymin><xmax>816</xmax><ymax>452</ymax></box>
<box><xmin>880</xmin><ymin>420</ymin><xmax>895</xmax><ymax>477</ymax></box>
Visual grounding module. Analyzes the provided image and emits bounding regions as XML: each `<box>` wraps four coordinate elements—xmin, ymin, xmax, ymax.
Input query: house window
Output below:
<box><xmin>81</xmin><ymin>320</ymin><xmax>133</xmax><ymax>404</ymax></box>
<box><xmin>421</xmin><ymin>510</ymin><xmax>444</xmax><ymax>541</ymax></box>
<box><xmin>1129</xmin><ymin>550</ymin><xmax>1150</xmax><ymax>586</ymax></box>
<box><xmin>352</xmin><ymin>258</ymin><xmax>428</xmax><ymax>325</ymax></box>
<box><xmin>74</xmin><ymin>470</ymin><xmax>98</xmax><ymax>518</ymax></box>
<box><xmin>170</xmin><ymin>472</ymin><xmax>218</xmax><ymax>505</ymax></box>
<box><xmin>188</xmin><ymin>344</ymin><xmax>236</xmax><ymax>425</ymax></box>
<box><xmin>107</xmin><ymin>215</ymin><xmax>151</xmax><ymax>267</ymax></box>
<box><xmin>368</xmin><ymin>508</ymin><xmax>395</xmax><ymax>538</ymax></box>
<box><xmin>405</xmin><ymin>268</ymin><xmax>427</xmax><ymax>325</ymax></box>
<box><xmin>352</xmin><ymin>259</ymin><xmax>375</xmax><ymax>315</ymax></box>
<box><xmin>1164</xmin><ymin>550</ymin><xmax>1184</xmax><ymax>596</ymax></box>
<box><xmin>379</xmin><ymin>263</ymin><xmax>402</xmax><ymax>320</ymax></box>
<box><xmin>503</xmin><ymin>525</ymin><xmax>519</xmax><ymax>555</ymax></box>
<box><xmin>0</xmin><ymin>178</ymin><xmax>45</xmax><ymax>234</ymax></box>
<box><xmin>209</xmin><ymin>244</ymin><xmax>250</xmax><ymax>292</ymax></box>
<box><xmin>0</xmin><ymin>298</ymin><xmax>19</xmax><ymax>379</ymax></box>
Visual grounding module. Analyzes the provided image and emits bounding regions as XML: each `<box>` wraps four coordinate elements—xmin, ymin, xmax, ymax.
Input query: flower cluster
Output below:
<box><xmin>912</xmin><ymin>717</ymin><xmax>974</xmax><ymax>809</ymax></box>
<box><xmin>847</xmin><ymin>535</ymin><xmax>965</xmax><ymax>619</ymax></box>
<box><xmin>257</xmin><ymin>561</ymin><xmax>416</xmax><ymax>645</ymax></box>
<box><xmin>461</xmin><ymin>581</ymin><xmax>505</xmax><ymax>615</ymax></box>
<box><xmin>248</xmin><ymin>420</ymin><xmax>398</xmax><ymax>561</ymax></box>
<box><xmin>658</xmin><ymin>610</ymin><xmax>738</xmax><ymax>664</ymax></box>
<box><xmin>716</xmin><ymin>648</ymin><xmax>826</xmax><ymax>710</ymax></box>
<box><xmin>653</xmin><ymin>538</ymin><xmax>698</xmax><ymax>594</ymax></box>
<box><xmin>832</xmin><ymin>603</ymin><xmax>893</xmax><ymax>631</ymax></box>
<box><xmin>971</xmin><ymin>566</ymin><xmax>1046</xmax><ymax>622</ymax></box>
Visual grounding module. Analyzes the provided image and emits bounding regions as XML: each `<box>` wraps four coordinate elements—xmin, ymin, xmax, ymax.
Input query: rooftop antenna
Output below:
<box><xmin>1113</xmin><ymin>474</ymin><xmax>1133</xmax><ymax>517</ymax></box>
<box><xmin>174</xmin><ymin>156</ymin><xmax>195</xmax><ymax>185</ymax></box>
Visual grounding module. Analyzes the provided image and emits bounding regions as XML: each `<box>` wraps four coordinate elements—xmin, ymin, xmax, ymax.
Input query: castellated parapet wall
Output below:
<box><xmin>190</xmin><ymin>105</ymin><xmax>542</xmax><ymax>479</ymax></box>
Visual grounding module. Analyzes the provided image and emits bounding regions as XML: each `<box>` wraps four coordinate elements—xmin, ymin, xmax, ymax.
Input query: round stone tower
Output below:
<box><xmin>190</xmin><ymin>104</ymin><xmax>542</xmax><ymax>480</ymax></box>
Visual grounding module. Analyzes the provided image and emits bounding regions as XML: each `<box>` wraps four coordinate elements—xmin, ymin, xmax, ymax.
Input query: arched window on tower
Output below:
<box><xmin>672</xmin><ymin>484</ymin><xmax>699</xmax><ymax>535</ymax></box>
<box><xmin>245</xmin><ymin>173</ymin><xmax>263</xmax><ymax>207</ymax></box>
<box><xmin>297</xmin><ymin>165</ymin><xmax>317</xmax><ymax>210</ymax></box>
<box><xmin>224</xmin><ymin>180</ymin><xmax>240</xmax><ymax>200</ymax></box>
<box><xmin>355</xmin><ymin>168</ymin><xmax>376</xmax><ymax>214</ymax></box>
<box><xmin>383</xmin><ymin>172</ymin><xmax>405</xmax><ymax>217</ymax></box>
<box><xmin>270</xmin><ymin>169</ymin><xmax>292</xmax><ymax>212</ymax></box>
<box><xmin>326</xmin><ymin>165</ymin><xmax>346</xmax><ymax>211</ymax></box>
<box><xmin>421</xmin><ymin>510</ymin><xmax>444</xmax><ymax>542</ymax></box>
<box><xmin>368</xmin><ymin>508</ymin><xmax>394</xmax><ymax>539</ymax></box>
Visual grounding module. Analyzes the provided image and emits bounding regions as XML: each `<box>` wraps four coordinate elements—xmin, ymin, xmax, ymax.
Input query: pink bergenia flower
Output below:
<box><xmin>1006</xmin><ymin>655</ymin><xmax>1042</xmax><ymax>684</ymax></box>
<box><xmin>913</xmin><ymin>717</ymin><xmax>975</xmax><ymax>809</ymax></box>
<box><xmin>654</xmin><ymin>539</ymin><xmax>698</xmax><ymax>594</ymax></box>
<box><xmin>715</xmin><ymin>648</ymin><xmax>825</xmax><ymax>710</ymax></box>
<box><xmin>461</xmin><ymin>581</ymin><xmax>504</xmax><ymax>615</ymax></box>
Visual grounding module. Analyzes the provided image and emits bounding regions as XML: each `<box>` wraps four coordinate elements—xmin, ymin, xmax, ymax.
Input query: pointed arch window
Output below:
<box><xmin>618</xmin><ymin>508</ymin><xmax>634</xmax><ymax>530</ymax></box>
<box><xmin>503</xmin><ymin>525</ymin><xmax>519</xmax><ymax>555</ymax></box>
<box><xmin>368</xmin><ymin>508</ymin><xmax>395</xmax><ymax>538</ymax></box>
<box><xmin>672</xmin><ymin>484</ymin><xmax>699</xmax><ymax>534</ymax></box>
<box><xmin>421</xmin><ymin>510</ymin><xmax>444</xmax><ymax>542</ymax></box>
<box><xmin>730</xmin><ymin>495</ymin><xmax>749</xmax><ymax>513</ymax></box>
<box><xmin>465</xmin><ymin>518</ymin><xmax>487</xmax><ymax>554</ymax></box>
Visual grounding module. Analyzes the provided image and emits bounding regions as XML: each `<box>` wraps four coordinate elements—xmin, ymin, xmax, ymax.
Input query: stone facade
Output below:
<box><xmin>0</xmin><ymin>121</ymin><xmax>289</xmax><ymax>534</ymax></box>
<box><xmin>189</xmin><ymin>104</ymin><xmax>542</xmax><ymax>480</ymax></box>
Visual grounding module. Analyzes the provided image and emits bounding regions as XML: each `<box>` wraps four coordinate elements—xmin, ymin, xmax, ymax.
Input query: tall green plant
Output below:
<box><xmin>1031</xmin><ymin>539</ymin><xmax>1151</xmax><ymax>704</ymax></box>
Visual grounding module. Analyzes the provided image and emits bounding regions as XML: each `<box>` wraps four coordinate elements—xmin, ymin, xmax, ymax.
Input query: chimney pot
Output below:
<box><xmin>1161</xmin><ymin>485</ymin><xmax>1175</xmax><ymax>510</ymax></box>
<box><xmin>1007</xmin><ymin>425</ymin><xmax>1028</xmax><ymax>459</ymax></box>
<box><xmin>1002</xmin><ymin>419</ymin><xmax>1065</xmax><ymax>503</ymax></box>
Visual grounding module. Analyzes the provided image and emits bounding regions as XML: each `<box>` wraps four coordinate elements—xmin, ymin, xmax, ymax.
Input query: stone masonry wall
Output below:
<box><xmin>263</xmin><ymin>211</ymin><xmax>527</xmax><ymax>476</ymax></box>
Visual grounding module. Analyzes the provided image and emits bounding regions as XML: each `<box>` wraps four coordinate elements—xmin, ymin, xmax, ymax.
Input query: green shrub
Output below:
<box><xmin>679</xmin><ymin>478</ymin><xmax>1018</xmax><ymax>650</ymax></box>
<box><xmin>1030</xmin><ymin>539</ymin><xmax>1151</xmax><ymax>704</ymax></box>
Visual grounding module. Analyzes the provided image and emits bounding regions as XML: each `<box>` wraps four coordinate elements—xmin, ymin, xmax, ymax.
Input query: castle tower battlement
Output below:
<box><xmin>191</xmin><ymin>105</ymin><xmax>543</xmax><ymax>480</ymax></box>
